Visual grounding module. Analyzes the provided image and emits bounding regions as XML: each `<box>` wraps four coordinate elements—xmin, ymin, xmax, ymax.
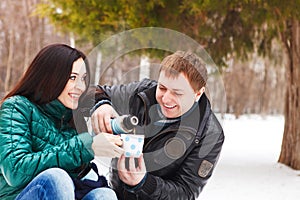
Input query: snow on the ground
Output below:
<box><xmin>95</xmin><ymin>114</ymin><xmax>300</xmax><ymax>200</ymax></box>
<box><xmin>199</xmin><ymin>114</ymin><xmax>300</xmax><ymax>200</ymax></box>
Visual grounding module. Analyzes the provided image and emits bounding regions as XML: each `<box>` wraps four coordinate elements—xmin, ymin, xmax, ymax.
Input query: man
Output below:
<box><xmin>91</xmin><ymin>51</ymin><xmax>224</xmax><ymax>199</ymax></box>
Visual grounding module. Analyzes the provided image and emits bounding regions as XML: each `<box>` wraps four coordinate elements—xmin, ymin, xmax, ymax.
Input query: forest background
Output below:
<box><xmin>0</xmin><ymin>0</ymin><xmax>299</xmax><ymax>170</ymax></box>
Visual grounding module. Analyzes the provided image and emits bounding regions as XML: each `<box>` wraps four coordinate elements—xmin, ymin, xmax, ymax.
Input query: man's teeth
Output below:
<box><xmin>164</xmin><ymin>104</ymin><xmax>176</xmax><ymax>109</ymax></box>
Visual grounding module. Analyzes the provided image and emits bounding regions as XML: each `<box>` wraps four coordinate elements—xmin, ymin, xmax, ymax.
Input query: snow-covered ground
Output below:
<box><xmin>95</xmin><ymin>114</ymin><xmax>300</xmax><ymax>199</ymax></box>
<box><xmin>200</xmin><ymin>114</ymin><xmax>300</xmax><ymax>200</ymax></box>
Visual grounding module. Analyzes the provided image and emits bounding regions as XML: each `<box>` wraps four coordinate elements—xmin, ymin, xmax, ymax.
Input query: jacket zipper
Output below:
<box><xmin>60</xmin><ymin>115</ymin><xmax>65</xmax><ymax>129</ymax></box>
<box><xmin>137</xmin><ymin>93</ymin><xmax>148</xmax><ymax>125</ymax></box>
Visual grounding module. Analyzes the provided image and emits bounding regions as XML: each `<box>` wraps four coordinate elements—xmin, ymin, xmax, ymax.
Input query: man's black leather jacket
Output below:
<box><xmin>98</xmin><ymin>79</ymin><xmax>224</xmax><ymax>200</ymax></box>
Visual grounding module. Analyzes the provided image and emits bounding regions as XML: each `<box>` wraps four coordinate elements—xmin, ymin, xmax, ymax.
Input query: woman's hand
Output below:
<box><xmin>92</xmin><ymin>132</ymin><xmax>124</xmax><ymax>158</ymax></box>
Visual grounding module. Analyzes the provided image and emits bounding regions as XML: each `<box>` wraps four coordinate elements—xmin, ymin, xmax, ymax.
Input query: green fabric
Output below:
<box><xmin>0</xmin><ymin>95</ymin><xmax>94</xmax><ymax>199</ymax></box>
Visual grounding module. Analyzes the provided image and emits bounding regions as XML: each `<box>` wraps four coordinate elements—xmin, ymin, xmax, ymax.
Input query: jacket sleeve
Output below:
<box><xmin>74</xmin><ymin>86</ymin><xmax>112</xmax><ymax>133</ymax></box>
<box><xmin>78</xmin><ymin>86</ymin><xmax>112</xmax><ymax>117</ymax></box>
<box><xmin>110</xmin><ymin>113</ymin><xmax>225</xmax><ymax>200</ymax></box>
<box><xmin>99</xmin><ymin>78</ymin><xmax>156</xmax><ymax>115</ymax></box>
<box><xmin>0</xmin><ymin>98</ymin><xmax>94</xmax><ymax>188</ymax></box>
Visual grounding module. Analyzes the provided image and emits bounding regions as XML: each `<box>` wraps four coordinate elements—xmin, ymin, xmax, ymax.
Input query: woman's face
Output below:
<box><xmin>156</xmin><ymin>70</ymin><xmax>203</xmax><ymax>118</ymax></box>
<box><xmin>58</xmin><ymin>58</ymin><xmax>87</xmax><ymax>109</ymax></box>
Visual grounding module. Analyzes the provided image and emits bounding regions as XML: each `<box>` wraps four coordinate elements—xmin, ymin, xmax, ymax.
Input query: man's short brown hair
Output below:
<box><xmin>159</xmin><ymin>51</ymin><xmax>208</xmax><ymax>91</ymax></box>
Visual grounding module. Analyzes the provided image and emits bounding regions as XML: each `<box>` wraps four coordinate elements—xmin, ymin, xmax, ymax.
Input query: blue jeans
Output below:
<box><xmin>15</xmin><ymin>168</ymin><xmax>117</xmax><ymax>200</ymax></box>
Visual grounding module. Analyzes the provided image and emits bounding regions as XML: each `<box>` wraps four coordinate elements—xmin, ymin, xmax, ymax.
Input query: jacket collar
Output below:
<box><xmin>39</xmin><ymin>99</ymin><xmax>73</xmax><ymax>123</ymax></box>
<box><xmin>153</xmin><ymin>102</ymin><xmax>198</xmax><ymax>126</ymax></box>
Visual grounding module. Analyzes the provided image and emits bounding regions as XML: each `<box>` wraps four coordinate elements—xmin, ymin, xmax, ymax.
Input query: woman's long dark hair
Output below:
<box><xmin>1</xmin><ymin>43</ymin><xmax>90</xmax><ymax>105</ymax></box>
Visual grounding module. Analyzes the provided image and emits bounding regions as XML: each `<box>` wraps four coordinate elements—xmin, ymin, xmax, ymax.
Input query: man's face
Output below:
<box><xmin>156</xmin><ymin>70</ymin><xmax>201</xmax><ymax>118</ymax></box>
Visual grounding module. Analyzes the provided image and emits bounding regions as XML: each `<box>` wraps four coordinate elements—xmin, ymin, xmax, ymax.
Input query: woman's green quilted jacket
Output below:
<box><xmin>0</xmin><ymin>95</ymin><xmax>94</xmax><ymax>199</ymax></box>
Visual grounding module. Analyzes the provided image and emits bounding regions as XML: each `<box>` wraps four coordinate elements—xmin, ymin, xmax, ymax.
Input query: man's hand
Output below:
<box><xmin>91</xmin><ymin>104</ymin><xmax>118</xmax><ymax>134</ymax></box>
<box><xmin>92</xmin><ymin>132</ymin><xmax>124</xmax><ymax>158</ymax></box>
<box><xmin>117</xmin><ymin>154</ymin><xmax>146</xmax><ymax>186</ymax></box>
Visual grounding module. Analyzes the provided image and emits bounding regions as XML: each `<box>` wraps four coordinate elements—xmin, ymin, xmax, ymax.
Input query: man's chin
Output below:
<box><xmin>162</xmin><ymin>109</ymin><xmax>179</xmax><ymax>119</ymax></box>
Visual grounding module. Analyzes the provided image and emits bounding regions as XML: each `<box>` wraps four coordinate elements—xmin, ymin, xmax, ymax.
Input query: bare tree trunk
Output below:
<box><xmin>139</xmin><ymin>55</ymin><xmax>150</xmax><ymax>81</ymax></box>
<box><xmin>278</xmin><ymin>18</ymin><xmax>300</xmax><ymax>169</ymax></box>
<box><xmin>94</xmin><ymin>50</ymin><xmax>102</xmax><ymax>85</ymax></box>
<box><xmin>23</xmin><ymin>0</ymin><xmax>32</xmax><ymax>72</ymax></box>
<box><xmin>4</xmin><ymin>29</ymin><xmax>14</xmax><ymax>93</ymax></box>
<box><xmin>261</xmin><ymin>65</ymin><xmax>269</xmax><ymax>115</ymax></box>
<box><xmin>38</xmin><ymin>17</ymin><xmax>45</xmax><ymax>49</ymax></box>
<box><xmin>70</xmin><ymin>32</ymin><xmax>75</xmax><ymax>47</ymax></box>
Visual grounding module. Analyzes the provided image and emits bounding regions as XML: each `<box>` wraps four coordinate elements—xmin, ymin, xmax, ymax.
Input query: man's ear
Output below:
<box><xmin>195</xmin><ymin>87</ymin><xmax>205</xmax><ymax>102</ymax></box>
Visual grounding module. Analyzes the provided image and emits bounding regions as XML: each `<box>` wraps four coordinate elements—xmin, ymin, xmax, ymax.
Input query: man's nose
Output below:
<box><xmin>162</xmin><ymin>90</ymin><xmax>173</xmax><ymax>102</ymax></box>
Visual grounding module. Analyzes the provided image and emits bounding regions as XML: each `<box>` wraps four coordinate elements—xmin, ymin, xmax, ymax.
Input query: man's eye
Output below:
<box><xmin>159</xmin><ymin>86</ymin><xmax>166</xmax><ymax>90</ymax></box>
<box><xmin>69</xmin><ymin>75</ymin><xmax>76</xmax><ymax>80</ymax></box>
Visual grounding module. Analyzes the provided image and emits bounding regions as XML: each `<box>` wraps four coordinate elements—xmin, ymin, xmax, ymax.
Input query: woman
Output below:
<box><xmin>0</xmin><ymin>44</ymin><xmax>119</xmax><ymax>200</ymax></box>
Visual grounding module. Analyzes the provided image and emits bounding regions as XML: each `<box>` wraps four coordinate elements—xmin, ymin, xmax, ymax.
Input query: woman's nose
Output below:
<box><xmin>75</xmin><ymin>79</ymin><xmax>86</xmax><ymax>91</ymax></box>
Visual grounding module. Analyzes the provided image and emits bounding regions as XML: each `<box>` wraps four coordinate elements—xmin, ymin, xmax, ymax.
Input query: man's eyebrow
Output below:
<box><xmin>172</xmin><ymin>88</ymin><xmax>184</xmax><ymax>92</ymax></box>
<box><xmin>158</xmin><ymin>82</ymin><xmax>184</xmax><ymax>92</ymax></box>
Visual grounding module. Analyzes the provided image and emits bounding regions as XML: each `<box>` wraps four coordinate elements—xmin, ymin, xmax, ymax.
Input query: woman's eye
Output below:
<box><xmin>81</xmin><ymin>75</ymin><xmax>87</xmax><ymax>81</ymax></box>
<box><xmin>69</xmin><ymin>75</ymin><xmax>76</xmax><ymax>80</ymax></box>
